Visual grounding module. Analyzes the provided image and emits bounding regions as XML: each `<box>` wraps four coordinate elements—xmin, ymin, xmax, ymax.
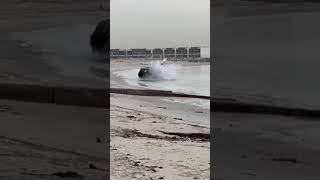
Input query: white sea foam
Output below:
<box><xmin>141</xmin><ymin>60</ymin><xmax>177</xmax><ymax>81</ymax></box>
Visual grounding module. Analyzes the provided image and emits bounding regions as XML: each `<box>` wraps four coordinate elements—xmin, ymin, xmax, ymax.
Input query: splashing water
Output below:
<box><xmin>141</xmin><ymin>60</ymin><xmax>176</xmax><ymax>81</ymax></box>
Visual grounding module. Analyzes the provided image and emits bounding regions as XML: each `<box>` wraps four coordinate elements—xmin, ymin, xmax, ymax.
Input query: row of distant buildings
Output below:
<box><xmin>110</xmin><ymin>47</ymin><xmax>202</xmax><ymax>59</ymax></box>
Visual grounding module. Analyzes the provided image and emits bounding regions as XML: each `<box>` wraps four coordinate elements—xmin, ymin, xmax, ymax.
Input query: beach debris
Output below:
<box><xmin>158</xmin><ymin>177</ymin><xmax>164</xmax><ymax>179</ymax></box>
<box><xmin>173</xmin><ymin>117</ymin><xmax>183</xmax><ymax>120</ymax></box>
<box><xmin>150</xmin><ymin>168</ymin><xmax>157</xmax><ymax>172</ymax></box>
<box><xmin>157</xmin><ymin>106</ymin><xmax>166</xmax><ymax>109</ymax></box>
<box><xmin>187</xmin><ymin>123</ymin><xmax>208</xmax><ymax>129</ymax></box>
<box><xmin>127</xmin><ymin>115</ymin><xmax>136</xmax><ymax>119</ymax></box>
<box><xmin>133</xmin><ymin>161</ymin><xmax>140</xmax><ymax>166</ymax></box>
<box><xmin>117</xmin><ymin>129</ymin><xmax>209</xmax><ymax>142</ymax></box>
<box><xmin>144</xmin><ymin>165</ymin><xmax>162</xmax><ymax>173</ymax></box>
<box><xmin>52</xmin><ymin>171</ymin><xmax>84</xmax><ymax>178</ymax></box>
<box><xmin>158</xmin><ymin>131</ymin><xmax>210</xmax><ymax>142</ymax></box>
<box><xmin>117</xmin><ymin>129</ymin><xmax>179</xmax><ymax>141</ymax></box>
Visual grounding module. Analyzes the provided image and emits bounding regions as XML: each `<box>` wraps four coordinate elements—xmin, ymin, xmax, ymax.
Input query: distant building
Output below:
<box><xmin>126</xmin><ymin>49</ymin><xmax>133</xmax><ymax>58</ymax></box>
<box><xmin>110</xmin><ymin>49</ymin><xmax>119</xmax><ymax>56</ymax></box>
<box><xmin>110</xmin><ymin>49</ymin><xmax>120</xmax><ymax>58</ymax></box>
<box><xmin>110</xmin><ymin>49</ymin><xmax>126</xmax><ymax>58</ymax></box>
<box><xmin>176</xmin><ymin>47</ymin><xmax>188</xmax><ymax>59</ymax></box>
<box><xmin>152</xmin><ymin>48</ymin><xmax>163</xmax><ymax>58</ymax></box>
<box><xmin>119</xmin><ymin>49</ymin><xmax>126</xmax><ymax>56</ymax></box>
<box><xmin>132</xmin><ymin>48</ymin><xmax>147</xmax><ymax>58</ymax></box>
<box><xmin>189</xmin><ymin>47</ymin><xmax>201</xmax><ymax>58</ymax></box>
<box><xmin>145</xmin><ymin>49</ymin><xmax>152</xmax><ymax>58</ymax></box>
<box><xmin>164</xmin><ymin>48</ymin><xmax>175</xmax><ymax>59</ymax></box>
<box><xmin>110</xmin><ymin>46</ymin><xmax>206</xmax><ymax>60</ymax></box>
<box><xmin>118</xmin><ymin>49</ymin><xmax>126</xmax><ymax>58</ymax></box>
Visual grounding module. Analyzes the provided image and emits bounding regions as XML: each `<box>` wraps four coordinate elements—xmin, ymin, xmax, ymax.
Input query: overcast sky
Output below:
<box><xmin>110</xmin><ymin>0</ymin><xmax>210</xmax><ymax>49</ymax></box>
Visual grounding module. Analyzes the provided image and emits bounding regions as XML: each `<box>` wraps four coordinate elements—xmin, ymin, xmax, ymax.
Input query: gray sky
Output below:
<box><xmin>110</xmin><ymin>0</ymin><xmax>210</xmax><ymax>49</ymax></box>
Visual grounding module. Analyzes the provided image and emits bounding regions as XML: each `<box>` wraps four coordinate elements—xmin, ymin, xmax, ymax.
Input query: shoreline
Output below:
<box><xmin>110</xmin><ymin>93</ymin><xmax>210</xmax><ymax>180</ymax></box>
<box><xmin>110</xmin><ymin>59</ymin><xmax>210</xmax><ymax>179</ymax></box>
<box><xmin>110</xmin><ymin>58</ymin><xmax>210</xmax><ymax>93</ymax></box>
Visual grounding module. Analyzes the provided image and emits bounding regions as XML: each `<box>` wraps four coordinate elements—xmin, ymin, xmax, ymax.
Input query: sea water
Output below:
<box><xmin>114</xmin><ymin>61</ymin><xmax>210</xmax><ymax>97</ymax></box>
<box><xmin>115</xmin><ymin>62</ymin><xmax>210</xmax><ymax>96</ymax></box>
<box><xmin>114</xmin><ymin>61</ymin><xmax>210</xmax><ymax>109</ymax></box>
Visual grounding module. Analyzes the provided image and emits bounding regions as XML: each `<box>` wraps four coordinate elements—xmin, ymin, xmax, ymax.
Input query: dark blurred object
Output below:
<box><xmin>90</xmin><ymin>19</ymin><xmax>109</xmax><ymax>54</ymax></box>
<box><xmin>138</xmin><ymin>67</ymin><xmax>153</xmax><ymax>79</ymax></box>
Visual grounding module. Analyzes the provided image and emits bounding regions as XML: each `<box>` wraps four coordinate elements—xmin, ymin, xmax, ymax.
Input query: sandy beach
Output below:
<box><xmin>110</xmin><ymin>59</ymin><xmax>210</xmax><ymax>179</ymax></box>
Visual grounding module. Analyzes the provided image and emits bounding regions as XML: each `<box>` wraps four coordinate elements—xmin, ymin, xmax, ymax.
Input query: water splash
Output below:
<box><xmin>143</xmin><ymin>60</ymin><xmax>176</xmax><ymax>81</ymax></box>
